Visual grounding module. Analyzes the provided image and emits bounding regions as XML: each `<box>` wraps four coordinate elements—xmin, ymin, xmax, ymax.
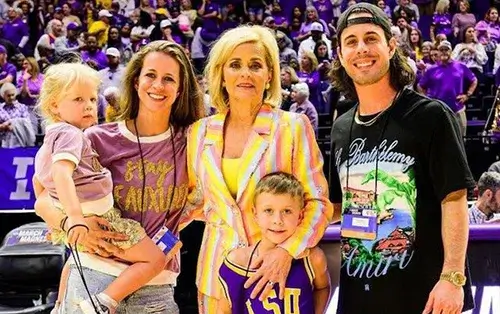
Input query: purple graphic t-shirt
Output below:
<box><xmin>313</xmin><ymin>0</ymin><xmax>333</xmax><ymax>24</ymax></box>
<box><xmin>85</xmin><ymin>121</ymin><xmax>189</xmax><ymax>243</ymax></box>
<box><xmin>432</xmin><ymin>13</ymin><xmax>452</xmax><ymax>36</ymax></box>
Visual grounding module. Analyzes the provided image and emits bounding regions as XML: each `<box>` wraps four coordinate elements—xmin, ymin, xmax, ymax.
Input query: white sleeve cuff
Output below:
<box><xmin>52</xmin><ymin>152</ymin><xmax>79</xmax><ymax>166</ymax></box>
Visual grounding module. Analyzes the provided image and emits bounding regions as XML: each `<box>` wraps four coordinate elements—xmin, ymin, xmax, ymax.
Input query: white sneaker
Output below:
<box><xmin>49</xmin><ymin>304</ymin><xmax>59</xmax><ymax>314</ymax></box>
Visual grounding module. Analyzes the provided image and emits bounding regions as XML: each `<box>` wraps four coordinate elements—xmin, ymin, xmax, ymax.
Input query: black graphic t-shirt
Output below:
<box><xmin>329</xmin><ymin>89</ymin><xmax>475</xmax><ymax>314</ymax></box>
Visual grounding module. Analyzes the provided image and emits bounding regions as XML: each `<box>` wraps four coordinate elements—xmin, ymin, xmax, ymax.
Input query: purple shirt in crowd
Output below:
<box><xmin>432</xmin><ymin>13</ymin><xmax>452</xmax><ymax>37</ymax></box>
<box><xmin>35</xmin><ymin>123</ymin><xmax>113</xmax><ymax>204</ymax></box>
<box><xmin>0</xmin><ymin>101</ymin><xmax>29</xmax><ymax>123</ymax></box>
<box><xmin>419</xmin><ymin>61</ymin><xmax>476</xmax><ymax>113</ymax></box>
<box><xmin>475</xmin><ymin>20</ymin><xmax>500</xmax><ymax>44</ymax></box>
<box><xmin>200</xmin><ymin>1</ymin><xmax>220</xmax><ymax>31</ymax></box>
<box><xmin>17</xmin><ymin>74</ymin><xmax>44</xmax><ymax>107</ymax></box>
<box><xmin>289</xmin><ymin>99</ymin><xmax>318</xmax><ymax>134</ymax></box>
<box><xmin>271</xmin><ymin>13</ymin><xmax>288</xmax><ymax>27</ymax></box>
<box><xmin>297</xmin><ymin>70</ymin><xmax>321</xmax><ymax>110</ymax></box>
<box><xmin>1</xmin><ymin>17</ymin><xmax>29</xmax><ymax>47</ymax></box>
<box><xmin>452</xmin><ymin>13</ymin><xmax>476</xmax><ymax>39</ymax></box>
<box><xmin>299</xmin><ymin>19</ymin><xmax>330</xmax><ymax>37</ymax></box>
<box><xmin>278</xmin><ymin>0</ymin><xmax>306</xmax><ymax>19</ymax></box>
<box><xmin>0</xmin><ymin>62</ymin><xmax>17</xmax><ymax>83</ymax></box>
<box><xmin>84</xmin><ymin>122</ymin><xmax>188</xmax><ymax>261</ymax></box>
<box><xmin>312</xmin><ymin>0</ymin><xmax>333</xmax><ymax>24</ymax></box>
<box><xmin>81</xmin><ymin>50</ymin><xmax>108</xmax><ymax>70</ymax></box>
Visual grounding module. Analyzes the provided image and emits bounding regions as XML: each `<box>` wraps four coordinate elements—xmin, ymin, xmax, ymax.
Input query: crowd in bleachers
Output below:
<box><xmin>1</xmin><ymin>1</ymin><xmax>500</xmax><ymax>199</ymax></box>
<box><xmin>0</xmin><ymin>0</ymin><xmax>499</xmax><ymax>140</ymax></box>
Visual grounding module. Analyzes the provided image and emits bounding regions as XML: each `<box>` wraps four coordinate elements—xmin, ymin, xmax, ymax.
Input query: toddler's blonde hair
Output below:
<box><xmin>37</xmin><ymin>63</ymin><xmax>101</xmax><ymax>124</ymax></box>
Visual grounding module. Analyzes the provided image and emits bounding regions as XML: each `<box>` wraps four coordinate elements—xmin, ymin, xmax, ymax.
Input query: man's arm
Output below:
<box><xmin>441</xmin><ymin>189</ymin><xmax>469</xmax><ymax>274</ymax></box>
<box><xmin>0</xmin><ymin>74</ymin><xmax>13</xmax><ymax>85</ymax></box>
<box><xmin>465</xmin><ymin>78</ymin><xmax>478</xmax><ymax>97</ymax></box>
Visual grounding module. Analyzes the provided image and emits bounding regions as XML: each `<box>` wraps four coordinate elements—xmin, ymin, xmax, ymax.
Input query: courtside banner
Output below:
<box><xmin>0</xmin><ymin>148</ymin><xmax>38</xmax><ymax>211</ymax></box>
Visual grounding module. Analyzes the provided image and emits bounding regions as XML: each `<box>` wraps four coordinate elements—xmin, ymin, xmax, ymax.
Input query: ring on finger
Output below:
<box><xmin>267</xmin><ymin>280</ymin><xmax>275</xmax><ymax>286</ymax></box>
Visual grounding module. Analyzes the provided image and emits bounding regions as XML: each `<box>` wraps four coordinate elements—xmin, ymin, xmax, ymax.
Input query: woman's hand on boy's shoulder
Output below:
<box><xmin>244</xmin><ymin>247</ymin><xmax>293</xmax><ymax>301</ymax></box>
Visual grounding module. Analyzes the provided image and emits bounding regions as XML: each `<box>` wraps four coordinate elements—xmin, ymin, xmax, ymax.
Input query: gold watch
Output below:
<box><xmin>440</xmin><ymin>271</ymin><xmax>467</xmax><ymax>287</ymax></box>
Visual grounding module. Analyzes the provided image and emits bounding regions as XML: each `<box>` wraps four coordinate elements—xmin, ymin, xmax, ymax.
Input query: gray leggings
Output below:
<box><xmin>61</xmin><ymin>265</ymin><xmax>179</xmax><ymax>314</ymax></box>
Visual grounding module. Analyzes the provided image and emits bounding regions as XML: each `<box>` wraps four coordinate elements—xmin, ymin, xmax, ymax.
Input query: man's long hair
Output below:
<box><xmin>329</xmin><ymin>39</ymin><xmax>415</xmax><ymax>100</ymax></box>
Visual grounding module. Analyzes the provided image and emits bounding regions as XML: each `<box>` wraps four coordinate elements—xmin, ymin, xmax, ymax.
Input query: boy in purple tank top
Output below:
<box><xmin>218</xmin><ymin>172</ymin><xmax>331</xmax><ymax>314</ymax></box>
<box><xmin>33</xmin><ymin>63</ymin><xmax>173</xmax><ymax>314</ymax></box>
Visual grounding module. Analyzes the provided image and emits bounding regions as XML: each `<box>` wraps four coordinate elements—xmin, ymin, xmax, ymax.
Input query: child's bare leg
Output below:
<box><xmin>52</xmin><ymin>262</ymin><xmax>70</xmax><ymax>313</ymax></box>
<box><xmin>102</xmin><ymin>237</ymin><xmax>166</xmax><ymax>303</ymax></box>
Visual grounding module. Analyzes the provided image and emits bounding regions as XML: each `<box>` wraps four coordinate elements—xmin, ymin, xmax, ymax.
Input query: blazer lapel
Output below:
<box><xmin>236</xmin><ymin>105</ymin><xmax>274</xmax><ymax>202</ymax></box>
<box><xmin>202</xmin><ymin>113</ymin><xmax>239</xmax><ymax>209</ymax></box>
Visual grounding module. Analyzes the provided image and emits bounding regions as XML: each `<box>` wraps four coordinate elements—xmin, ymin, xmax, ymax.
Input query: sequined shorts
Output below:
<box><xmin>50</xmin><ymin>207</ymin><xmax>146</xmax><ymax>251</ymax></box>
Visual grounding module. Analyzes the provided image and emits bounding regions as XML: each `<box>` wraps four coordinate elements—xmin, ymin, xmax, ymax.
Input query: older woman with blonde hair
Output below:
<box><xmin>298</xmin><ymin>50</ymin><xmax>322</xmax><ymax>112</ymax></box>
<box><xmin>280</xmin><ymin>65</ymin><xmax>299</xmax><ymax>111</ymax></box>
<box><xmin>182</xmin><ymin>25</ymin><xmax>333</xmax><ymax>313</ymax></box>
<box><xmin>34</xmin><ymin>40</ymin><xmax>203</xmax><ymax>313</ymax></box>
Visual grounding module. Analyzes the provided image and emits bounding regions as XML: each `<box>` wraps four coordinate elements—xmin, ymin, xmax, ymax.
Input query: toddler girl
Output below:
<box><xmin>33</xmin><ymin>63</ymin><xmax>170</xmax><ymax>314</ymax></box>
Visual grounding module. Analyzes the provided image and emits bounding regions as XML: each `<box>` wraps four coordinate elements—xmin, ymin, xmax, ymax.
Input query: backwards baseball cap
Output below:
<box><xmin>67</xmin><ymin>22</ymin><xmax>79</xmax><ymax>31</ymax></box>
<box><xmin>336</xmin><ymin>3</ymin><xmax>392</xmax><ymax>43</ymax></box>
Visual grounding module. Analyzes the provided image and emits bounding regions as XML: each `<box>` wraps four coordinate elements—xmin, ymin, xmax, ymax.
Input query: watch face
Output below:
<box><xmin>453</xmin><ymin>272</ymin><xmax>466</xmax><ymax>285</ymax></box>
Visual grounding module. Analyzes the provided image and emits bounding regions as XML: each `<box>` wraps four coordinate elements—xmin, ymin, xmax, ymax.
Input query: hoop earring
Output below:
<box><xmin>265</xmin><ymin>82</ymin><xmax>270</xmax><ymax>90</ymax></box>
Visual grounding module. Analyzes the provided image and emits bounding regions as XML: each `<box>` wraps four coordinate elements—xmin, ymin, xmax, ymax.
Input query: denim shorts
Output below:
<box><xmin>61</xmin><ymin>265</ymin><xmax>178</xmax><ymax>314</ymax></box>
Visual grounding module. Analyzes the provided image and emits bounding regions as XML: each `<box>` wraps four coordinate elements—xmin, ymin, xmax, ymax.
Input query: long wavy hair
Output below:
<box><xmin>330</xmin><ymin>31</ymin><xmax>415</xmax><ymax>100</ymax></box>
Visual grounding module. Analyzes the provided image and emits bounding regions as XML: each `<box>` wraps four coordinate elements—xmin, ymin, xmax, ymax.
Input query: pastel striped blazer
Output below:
<box><xmin>181</xmin><ymin>104</ymin><xmax>333</xmax><ymax>298</ymax></box>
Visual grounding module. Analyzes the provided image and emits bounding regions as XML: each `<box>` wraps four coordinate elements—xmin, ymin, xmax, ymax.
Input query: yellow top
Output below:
<box><xmin>96</xmin><ymin>0</ymin><xmax>112</xmax><ymax>9</ymax></box>
<box><xmin>221</xmin><ymin>158</ymin><xmax>241</xmax><ymax>197</ymax></box>
<box><xmin>88</xmin><ymin>20</ymin><xmax>109</xmax><ymax>47</ymax></box>
<box><xmin>415</xmin><ymin>47</ymin><xmax>423</xmax><ymax>61</ymax></box>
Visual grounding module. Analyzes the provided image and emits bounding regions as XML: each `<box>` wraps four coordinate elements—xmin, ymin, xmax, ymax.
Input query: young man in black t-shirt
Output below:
<box><xmin>328</xmin><ymin>3</ymin><xmax>475</xmax><ymax>314</ymax></box>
